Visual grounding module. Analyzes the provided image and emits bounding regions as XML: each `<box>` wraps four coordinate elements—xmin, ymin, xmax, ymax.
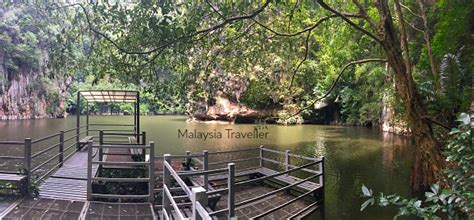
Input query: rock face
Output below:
<box><xmin>381</xmin><ymin>93</ymin><xmax>410</xmax><ymax>135</ymax></box>
<box><xmin>0</xmin><ymin>69</ymin><xmax>70</xmax><ymax>120</ymax></box>
<box><xmin>0</xmin><ymin>5</ymin><xmax>71</xmax><ymax>120</ymax></box>
<box><xmin>190</xmin><ymin>96</ymin><xmax>261</xmax><ymax>123</ymax></box>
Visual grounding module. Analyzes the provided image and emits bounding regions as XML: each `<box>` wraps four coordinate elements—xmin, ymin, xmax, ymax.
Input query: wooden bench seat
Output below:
<box><xmin>0</xmin><ymin>173</ymin><xmax>27</xmax><ymax>195</ymax></box>
<box><xmin>78</xmin><ymin>136</ymin><xmax>93</xmax><ymax>150</ymax></box>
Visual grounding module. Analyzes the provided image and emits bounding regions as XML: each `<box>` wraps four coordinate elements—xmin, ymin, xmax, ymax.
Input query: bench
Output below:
<box><xmin>128</xmin><ymin>137</ymin><xmax>144</xmax><ymax>161</ymax></box>
<box><xmin>78</xmin><ymin>136</ymin><xmax>93</xmax><ymax>150</ymax></box>
<box><xmin>0</xmin><ymin>173</ymin><xmax>27</xmax><ymax>195</ymax></box>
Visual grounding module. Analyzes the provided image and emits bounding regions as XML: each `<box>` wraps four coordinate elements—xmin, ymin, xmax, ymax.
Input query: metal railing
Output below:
<box><xmin>87</xmin><ymin>123</ymin><xmax>141</xmax><ymax>143</ymax></box>
<box><xmin>162</xmin><ymin>153</ymin><xmax>228</xmax><ymax>220</ymax></box>
<box><xmin>161</xmin><ymin>146</ymin><xmax>324</xmax><ymax>220</ymax></box>
<box><xmin>0</xmin><ymin>125</ymin><xmax>88</xmax><ymax>192</ymax></box>
<box><xmin>0</xmin><ymin>122</ymin><xmax>142</xmax><ymax>195</ymax></box>
<box><xmin>86</xmin><ymin>136</ymin><xmax>155</xmax><ymax>202</ymax></box>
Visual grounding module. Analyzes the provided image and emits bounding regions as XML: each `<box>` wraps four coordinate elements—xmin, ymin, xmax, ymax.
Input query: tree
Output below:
<box><xmin>43</xmin><ymin>0</ymin><xmax>471</xmax><ymax>190</ymax></box>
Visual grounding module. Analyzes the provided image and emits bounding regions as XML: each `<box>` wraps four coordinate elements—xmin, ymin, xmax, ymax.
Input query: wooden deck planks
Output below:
<box><xmin>205</xmin><ymin>166</ymin><xmax>321</xmax><ymax>192</ymax></box>
<box><xmin>39</xmin><ymin>150</ymin><xmax>99</xmax><ymax>201</ymax></box>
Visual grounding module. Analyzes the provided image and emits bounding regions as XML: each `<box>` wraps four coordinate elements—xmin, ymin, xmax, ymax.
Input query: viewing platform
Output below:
<box><xmin>0</xmin><ymin>90</ymin><xmax>325</xmax><ymax>219</ymax></box>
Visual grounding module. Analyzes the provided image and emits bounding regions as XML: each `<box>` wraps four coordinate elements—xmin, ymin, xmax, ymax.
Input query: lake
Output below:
<box><xmin>0</xmin><ymin>115</ymin><xmax>415</xmax><ymax>219</ymax></box>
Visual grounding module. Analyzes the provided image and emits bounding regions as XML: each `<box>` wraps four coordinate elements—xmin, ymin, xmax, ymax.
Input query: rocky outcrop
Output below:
<box><xmin>189</xmin><ymin>96</ymin><xmax>264</xmax><ymax>123</ymax></box>
<box><xmin>0</xmin><ymin>5</ymin><xmax>71</xmax><ymax>120</ymax></box>
<box><xmin>381</xmin><ymin>93</ymin><xmax>411</xmax><ymax>135</ymax></box>
<box><xmin>0</xmin><ymin>69</ymin><xmax>70</xmax><ymax>120</ymax></box>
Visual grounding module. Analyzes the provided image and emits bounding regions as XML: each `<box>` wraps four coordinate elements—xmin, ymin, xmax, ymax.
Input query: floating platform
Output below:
<box><xmin>0</xmin><ymin>128</ymin><xmax>325</xmax><ymax>220</ymax></box>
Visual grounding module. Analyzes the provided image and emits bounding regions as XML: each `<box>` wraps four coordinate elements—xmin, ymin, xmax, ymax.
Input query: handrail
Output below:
<box><xmin>236</xmin><ymin>160</ymin><xmax>320</xmax><ymax>186</ymax></box>
<box><xmin>90</xmin><ymin>193</ymin><xmax>150</xmax><ymax>199</ymax></box>
<box><xmin>162</xmin><ymin>209</ymin><xmax>170</xmax><ymax>220</ymax></box>
<box><xmin>261</xmin><ymin>147</ymin><xmax>286</xmax><ymax>155</ymax></box>
<box><xmin>207</xmin><ymin>148</ymin><xmax>258</xmax><ymax>155</ymax></box>
<box><xmin>88</xmin><ymin>123</ymin><xmax>135</xmax><ymax>127</ymax></box>
<box><xmin>63</xmin><ymin>142</ymin><xmax>77</xmax><ymax>152</ymax></box>
<box><xmin>0</xmin><ymin>156</ymin><xmax>23</xmax><ymax>160</ymax></box>
<box><xmin>31</xmin><ymin>133</ymin><xmax>60</xmax><ymax>144</ymax></box>
<box><xmin>31</xmin><ymin>151</ymin><xmax>63</xmax><ymax>172</ymax></box>
<box><xmin>94</xmin><ymin>144</ymin><xmax>149</xmax><ymax>149</ymax></box>
<box><xmin>31</xmin><ymin>142</ymin><xmax>61</xmax><ymax>159</ymax></box>
<box><xmin>165</xmin><ymin>154</ymin><xmax>204</xmax><ymax>159</ymax></box>
<box><xmin>64</xmin><ymin>125</ymin><xmax>87</xmax><ymax>133</ymax></box>
<box><xmin>91</xmin><ymin>177</ymin><xmax>149</xmax><ymax>182</ymax></box>
<box><xmin>164</xmin><ymin>160</ymin><xmax>192</xmax><ymax>196</ymax></box>
<box><xmin>287</xmin><ymin>200</ymin><xmax>321</xmax><ymax>219</ymax></box>
<box><xmin>63</xmin><ymin>134</ymin><xmax>79</xmax><ymax>143</ymax></box>
<box><xmin>208</xmin><ymin>208</ymin><xmax>228</xmax><ymax>216</ymax></box>
<box><xmin>196</xmin><ymin>202</ymin><xmax>212</xmax><ymax>220</ymax></box>
<box><xmin>208</xmin><ymin>157</ymin><xmax>259</xmax><ymax>166</ymax></box>
<box><xmin>262</xmin><ymin>147</ymin><xmax>324</xmax><ymax>162</ymax></box>
<box><xmin>261</xmin><ymin>157</ymin><xmax>284</xmax><ymax>165</ymax></box>
<box><xmin>254</xmin><ymin>187</ymin><xmax>321</xmax><ymax>218</ymax></box>
<box><xmin>164</xmin><ymin>185</ymin><xmax>188</xmax><ymax>220</ymax></box>
<box><xmin>92</xmin><ymin>161</ymin><xmax>149</xmax><ymax>166</ymax></box>
<box><xmin>234</xmin><ymin>172</ymin><xmax>321</xmax><ymax>207</ymax></box>
<box><xmin>160</xmin><ymin>148</ymin><xmax>323</xmax><ymax>219</ymax></box>
<box><xmin>207</xmin><ymin>160</ymin><xmax>320</xmax><ymax>196</ymax></box>
<box><xmin>177</xmin><ymin>167</ymin><xmax>228</xmax><ymax>177</ymax></box>
<box><xmin>87</xmin><ymin>141</ymin><xmax>155</xmax><ymax>202</ymax></box>
<box><xmin>0</xmin><ymin>141</ymin><xmax>24</xmax><ymax>145</ymax></box>
<box><xmin>101</xmin><ymin>132</ymin><xmax>140</xmax><ymax>136</ymax></box>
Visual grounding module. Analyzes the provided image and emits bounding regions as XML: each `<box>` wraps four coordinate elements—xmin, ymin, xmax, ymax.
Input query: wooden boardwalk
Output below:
<box><xmin>39</xmin><ymin>149</ymin><xmax>98</xmax><ymax>201</ymax></box>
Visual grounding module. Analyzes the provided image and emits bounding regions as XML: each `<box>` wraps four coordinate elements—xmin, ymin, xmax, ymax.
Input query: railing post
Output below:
<box><xmin>141</xmin><ymin>131</ymin><xmax>146</xmax><ymax>144</ymax></box>
<box><xmin>98</xmin><ymin>130</ymin><xmax>104</xmax><ymax>177</ymax></box>
<box><xmin>87</xmin><ymin>140</ymin><xmax>93</xmax><ymax>200</ymax></box>
<box><xmin>59</xmin><ymin>131</ymin><xmax>64</xmax><ymax>167</ymax></box>
<box><xmin>24</xmin><ymin>138</ymin><xmax>32</xmax><ymax>195</ymax></box>
<box><xmin>141</xmin><ymin>131</ymin><xmax>146</xmax><ymax>160</ymax></box>
<box><xmin>76</xmin><ymin>91</ymin><xmax>80</xmax><ymax>151</ymax></box>
<box><xmin>148</xmin><ymin>141</ymin><xmax>155</xmax><ymax>203</ymax></box>
<box><xmin>163</xmin><ymin>154</ymin><xmax>171</xmax><ymax>218</ymax></box>
<box><xmin>320</xmin><ymin>156</ymin><xmax>325</xmax><ymax>220</ymax></box>
<box><xmin>285</xmin><ymin>150</ymin><xmax>290</xmax><ymax>174</ymax></box>
<box><xmin>259</xmin><ymin>145</ymin><xmax>264</xmax><ymax>168</ymax></box>
<box><xmin>320</xmin><ymin>156</ymin><xmax>325</xmax><ymax>188</ymax></box>
<box><xmin>191</xmin><ymin>187</ymin><xmax>208</xmax><ymax>220</ymax></box>
<box><xmin>228</xmin><ymin>163</ymin><xmax>235</xmax><ymax>219</ymax></box>
<box><xmin>203</xmin><ymin>150</ymin><xmax>209</xmax><ymax>191</ymax></box>
<box><xmin>185</xmin><ymin>151</ymin><xmax>191</xmax><ymax>171</ymax></box>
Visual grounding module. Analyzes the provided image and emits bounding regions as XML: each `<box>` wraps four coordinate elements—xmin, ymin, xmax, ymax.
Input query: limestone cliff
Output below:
<box><xmin>0</xmin><ymin>5</ymin><xmax>71</xmax><ymax>120</ymax></box>
<box><xmin>0</xmin><ymin>53</ymin><xmax>71</xmax><ymax>120</ymax></box>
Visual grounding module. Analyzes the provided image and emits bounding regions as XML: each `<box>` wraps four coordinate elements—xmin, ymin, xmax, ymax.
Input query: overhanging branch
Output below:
<box><xmin>288</xmin><ymin>29</ymin><xmax>312</xmax><ymax>91</ymax></box>
<box><xmin>195</xmin><ymin>0</ymin><xmax>271</xmax><ymax>35</ymax></box>
<box><xmin>252</xmin><ymin>13</ymin><xmax>364</xmax><ymax>37</ymax></box>
<box><xmin>292</xmin><ymin>58</ymin><xmax>387</xmax><ymax>117</ymax></box>
<box><xmin>316</xmin><ymin>0</ymin><xmax>383</xmax><ymax>44</ymax></box>
<box><xmin>63</xmin><ymin>1</ymin><xmax>271</xmax><ymax>55</ymax></box>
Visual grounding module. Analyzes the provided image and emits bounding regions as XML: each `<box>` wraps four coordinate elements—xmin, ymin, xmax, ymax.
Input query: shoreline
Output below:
<box><xmin>0</xmin><ymin>114</ymin><xmax>411</xmax><ymax>136</ymax></box>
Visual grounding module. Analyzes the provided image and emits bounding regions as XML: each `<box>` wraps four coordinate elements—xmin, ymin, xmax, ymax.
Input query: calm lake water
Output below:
<box><xmin>0</xmin><ymin>115</ymin><xmax>415</xmax><ymax>219</ymax></box>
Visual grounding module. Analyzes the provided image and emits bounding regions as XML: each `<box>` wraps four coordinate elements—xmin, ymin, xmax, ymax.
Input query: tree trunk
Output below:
<box><xmin>377</xmin><ymin>0</ymin><xmax>444</xmax><ymax>190</ymax></box>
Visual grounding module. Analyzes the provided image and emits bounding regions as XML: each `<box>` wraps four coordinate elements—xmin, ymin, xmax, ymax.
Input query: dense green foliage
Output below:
<box><xmin>0</xmin><ymin>5</ymin><xmax>55</xmax><ymax>100</ymax></box>
<box><xmin>1</xmin><ymin>1</ymin><xmax>471</xmax><ymax>125</ymax></box>
<box><xmin>361</xmin><ymin>113</ymin><xmax>473</xmax><ymax>219</ymax></box>
<box><xmin>37</xmin><ymin>0</ymin><xmax>469</xmax><ymax>126</ymax></box>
